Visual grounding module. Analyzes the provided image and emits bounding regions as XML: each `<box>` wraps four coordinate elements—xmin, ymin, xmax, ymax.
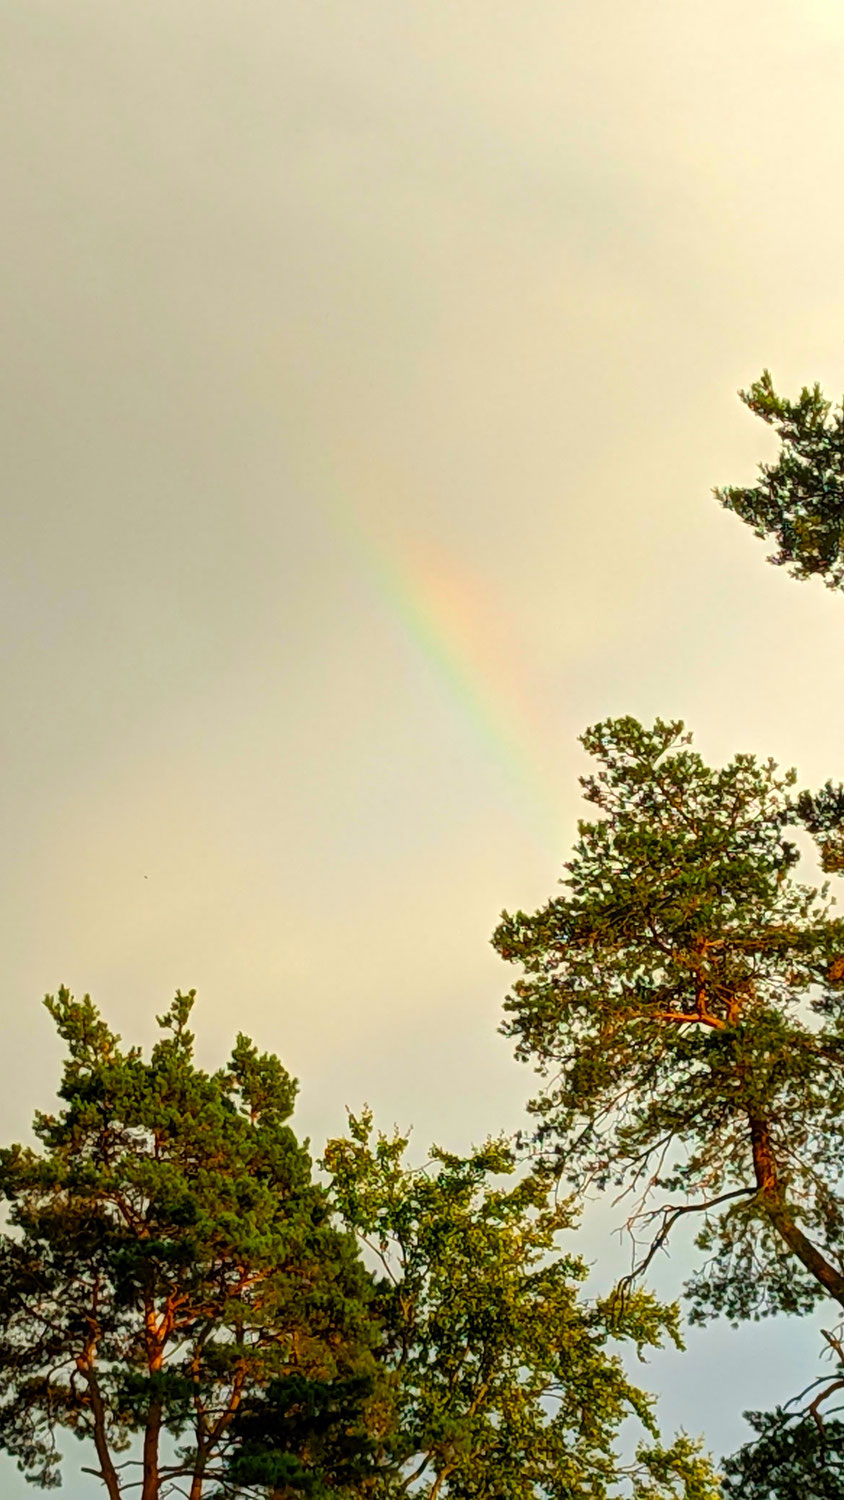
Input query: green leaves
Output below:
<box><xmin>324</xmin><ymin>1114</ymin><xmax>718</xmax><ymax>1500</ymax></box>
<box><xmin>715</xmin><ymin>369</ymin><xmax>844</xmax><ymax>589</ymax></box>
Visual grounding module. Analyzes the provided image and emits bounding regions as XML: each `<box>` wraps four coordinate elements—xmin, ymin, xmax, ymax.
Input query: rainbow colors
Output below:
<box><xmin>323</xmin><ymin>471</ymin><xmax>563</xmax><ymax>842</ymax></box>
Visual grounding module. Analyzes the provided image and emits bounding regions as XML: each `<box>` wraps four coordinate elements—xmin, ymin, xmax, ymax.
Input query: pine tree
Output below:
<box><xmin>721</xmin><ymin>1407</ymin><xmax>844</xmax><ymax>1499</ymax></box>
<box><xmin>493</xmin><ymin>716</ymin><xmax>844</xmax><ymax>1325</ymax></box>
<box><xmin>0</xmin><ymin>990</ymin><xmax>385</xmax><ymax>1499</ymax></box>
<box><xmin>715</xmin><ymin>369</ymin><xmax>844</xmax><ymax>588</ymax></box>
<box><xmin>714</xmin><ymin>365</ymin><xmax>844</xmax><ymax>1491</ymax></box>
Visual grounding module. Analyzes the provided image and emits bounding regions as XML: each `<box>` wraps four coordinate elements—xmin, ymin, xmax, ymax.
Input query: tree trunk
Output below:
<box><xmin>141</xmin><ymin>1397</ymin><xmax>163</xmax><ymax>1500</ymax></box>
<box><xmin>77</xmin><ymin>1362</ymin><xmax>123</xmax><ymax>1500</ymax></box>
<box><xmin>187</xmin><ymin>1450</ymin><xmax>207</xmax><ymax>1500</ymax></box>
<box><xmin>187</xmin><ymin>1365</ymin><xmax>247</xmax><ymax>1500</ymax></box>
<box><xmin>748</xmin><ymin>1113</ymin><xmax>844</xmax><ymax>1309</ymax></box>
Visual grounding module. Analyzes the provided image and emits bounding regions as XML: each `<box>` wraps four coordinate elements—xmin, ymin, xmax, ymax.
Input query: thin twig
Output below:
<box><xmin>614</xmin><ymin>1186</ymin><xmax>755</xmax><ymax>1300</ymax></box>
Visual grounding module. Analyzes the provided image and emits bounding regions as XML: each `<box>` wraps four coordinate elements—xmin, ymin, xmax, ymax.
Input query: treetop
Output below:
<box><xmin>716</xmin><ymin>369</ymin><xmax>844</xmax><ymax>589</ymax></box>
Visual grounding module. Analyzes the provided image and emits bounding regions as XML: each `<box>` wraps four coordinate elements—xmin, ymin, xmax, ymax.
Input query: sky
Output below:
<box><xmin>3</xmin><ymin>0</ymin><xmax>844</xmax><ymax>1490</ymax></box>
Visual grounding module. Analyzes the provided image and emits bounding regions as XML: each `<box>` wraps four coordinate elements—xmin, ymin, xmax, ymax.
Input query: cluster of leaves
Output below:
<box><xmin>324</xmin><ymin>1113</ymin><xmax>718</xmax><ymax>1500</ymax></box>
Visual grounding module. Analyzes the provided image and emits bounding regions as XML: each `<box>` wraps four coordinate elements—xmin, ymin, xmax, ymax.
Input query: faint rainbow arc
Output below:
<box><xmin>325</xmin><ymin>492</ymin><xmax>563</xmax><ymax>841</ymax></box>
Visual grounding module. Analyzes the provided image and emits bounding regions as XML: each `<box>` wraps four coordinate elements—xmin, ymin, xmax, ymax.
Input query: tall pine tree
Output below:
<box><xmin>0</xmin><ymin>990</ymin><xmax>385</xmax><ymax>1500</ymax></box>
<box><xmin>713</xmin><ymin>365</ymin><xmax>844</xmax><ymax>1493</ymax></box>
<box><xmin>494</xmin><ymin>717</ymin><xmax>844</xmax><ymax>1325</ymax></box>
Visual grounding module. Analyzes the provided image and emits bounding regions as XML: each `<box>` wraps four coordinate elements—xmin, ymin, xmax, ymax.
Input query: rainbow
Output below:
<box><xmin>322</xmin><ymin>469</ymin><xmax>563</xmax><ymax>844</ymax></box>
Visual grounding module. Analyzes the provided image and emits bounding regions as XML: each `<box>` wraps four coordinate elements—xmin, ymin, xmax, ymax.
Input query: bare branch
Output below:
<box><xmin>615</xmin><ymin>1186</ymin><xmax>756</xmax><ymax>1299</ymax></box>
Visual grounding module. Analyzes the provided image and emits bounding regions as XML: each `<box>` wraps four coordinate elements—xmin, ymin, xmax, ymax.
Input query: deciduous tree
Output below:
<box><xmin>323</xmin><ymin>1111</ymin><xmax>720</xmax><ymax>1500</ymax></box>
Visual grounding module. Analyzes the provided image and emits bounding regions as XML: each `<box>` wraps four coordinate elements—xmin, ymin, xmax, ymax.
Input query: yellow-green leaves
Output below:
<box><xmin>325</xmin><ymin>1114</ymin><xmax>718</xmax><ymax>1499</ymax></box>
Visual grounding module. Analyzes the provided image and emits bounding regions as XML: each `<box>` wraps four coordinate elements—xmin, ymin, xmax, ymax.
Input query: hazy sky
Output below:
<box><xmin>4</xmin><ymin>1</ymin><xmax>844</xmax><ymax>1490</ymax></box>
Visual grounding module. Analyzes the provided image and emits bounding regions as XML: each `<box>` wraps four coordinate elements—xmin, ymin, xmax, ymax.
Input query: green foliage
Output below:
<box><xmin>722</xmin><ymin>1407</ymin><xmax>844</xmax><ymax>1499</ymax></box>
<box><xmin>228</xmin><ymin>1373</ymin><xmax>389</xmax><ymax>1498</ymax></box>
<box><xmin>323</xmin><ymin>1112</ymin><xmax>720</xmax><ymax>1500</ymax></box>
<box><xmin>0</xmin><ymin>990</ymin><xmax>383</xmax><ymax>1499</ymax></box>
<box><xmin>715</xmin><ymin>369</ymin><xmax>844</xmax><ymax>588</ymax></box>
<box><xmin>796</xmin><ymin>782</ymin><xmax>844</xmax><ymax>875</ymax></box>
<box><xmin>494</xmin><ymin>717</ymin><xmax>844</xmax><ymax>1324</ymax></box>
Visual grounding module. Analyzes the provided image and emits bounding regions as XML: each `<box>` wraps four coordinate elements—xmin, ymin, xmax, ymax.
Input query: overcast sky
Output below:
<box><xmin>4</xmin><ymin>1</ymin><xmax>844</xmax><ymax>1490</ymax></box>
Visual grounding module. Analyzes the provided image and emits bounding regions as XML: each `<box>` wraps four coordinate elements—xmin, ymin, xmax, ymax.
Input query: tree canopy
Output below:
<box><xmin>715</xmin><ymin>369</ymin><xmax>844</xmax><ymax>588</ymax></box>
<box><xmin>0</xmin><ymin>990</ymin><xmax>721</xmax><ymax>1500</ymax></box>
<box><xmin>493</xmin><ymin>716</ymin><xmax>844</xmax><ymax>1325</ymax></box>
<box><xmin>713</xmin><ymin>367</ymin><xmax>844</xmax><ymax>1490</ymax></box>
<box><xmin>721</xmin><ymin>1406</ymin><xmax>844</xmax><ymax>1500</ymax></box>
<box><xmin>0</xmin><ymin>990</ymin><xmax>383</xmax><ymax>1500</ymax></box>
<box><xmin>324</xmin><ymin>1112</ymin><xmax>719</xmax><ymax>1500</ymax></box>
